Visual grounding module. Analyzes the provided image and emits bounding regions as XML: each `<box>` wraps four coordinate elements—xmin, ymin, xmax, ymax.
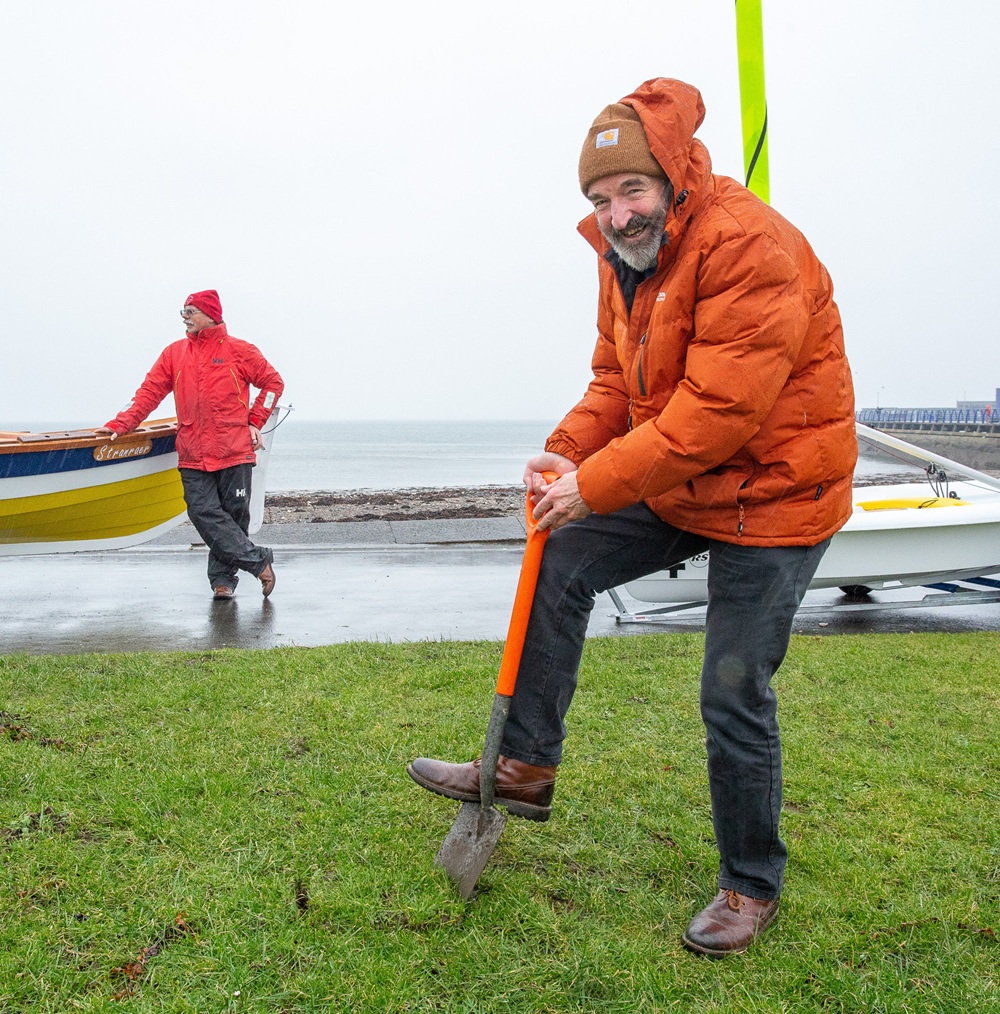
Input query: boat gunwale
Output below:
<box><xmin>0</xmin><ymin>418</ymin><xmax>177</xmax><ymax>455</ymax></box>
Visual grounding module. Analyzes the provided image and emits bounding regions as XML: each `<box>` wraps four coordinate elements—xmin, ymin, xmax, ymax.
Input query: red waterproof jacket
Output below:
<box><xmin>546</xmin><ymin>78</ymin><xmax>857</xmax><ymax>547</ymax></box>
<box><xmin>105</xmin><ymin>323</ymin><xmax>284</xmax><ymax>472</ymax></box>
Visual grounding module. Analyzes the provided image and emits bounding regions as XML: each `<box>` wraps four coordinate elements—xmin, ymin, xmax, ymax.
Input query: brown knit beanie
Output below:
<box><xmin>578</xmin><ymin>103</ymin><xmax>666</xmax><ymax>194</ymax></box>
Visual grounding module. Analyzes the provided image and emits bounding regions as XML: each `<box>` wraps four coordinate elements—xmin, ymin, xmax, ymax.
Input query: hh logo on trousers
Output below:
<box><xmin>236</xmin><ymin>488</ymin><xmax>247</xmax><ymax>498</ymax></box>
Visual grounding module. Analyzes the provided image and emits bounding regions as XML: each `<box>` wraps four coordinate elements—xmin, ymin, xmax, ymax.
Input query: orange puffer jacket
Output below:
<box><xmin>105</xmin><ymin>323</ymin><xmax>284</xmax><ymax>472</ymax></box>
<box><xmin>546</xmin><ymin>78</ymin><xmax>857</xmax><ymax>547</ymax></box>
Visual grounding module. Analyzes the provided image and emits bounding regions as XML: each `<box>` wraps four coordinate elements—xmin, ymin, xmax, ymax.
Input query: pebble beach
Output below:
<box><xmin>258</xmin><ymin>469</ymin><xmax>967</xmax><ymax>527</ymax></box>
<box><xmin>261</xmin><ymin>485</ymin><xmax>526</xmax><ymax>525</ymax></box>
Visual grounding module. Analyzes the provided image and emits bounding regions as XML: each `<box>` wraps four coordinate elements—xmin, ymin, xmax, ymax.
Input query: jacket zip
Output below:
<box><xmin>637</xmin><ymin>333</ymin><xmax>647</xmax><ymax>397</ymax></box>
<box><xmin>230</xmin><ymin>367</ymin><xmax>249</xmax><ymax>410</ymax></box>
<box><xmin>736</xmin><ymin>476</ymin><xmax>751</xmax><ymax>536</ymax></box>
<box><xmin>734</xmin><ymin>472</ymin><xmax>754</xmax><ymax>539</ymax></box>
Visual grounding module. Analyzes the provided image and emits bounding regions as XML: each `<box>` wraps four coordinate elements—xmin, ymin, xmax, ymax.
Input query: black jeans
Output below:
<box><xmin>180</xmin><ymin>465</ymin><xmax>271</xmax><ymax>590</ymax></box>
<box><xmin>502</xmin><ymin>503</ymin><xmax>829</xmax><ymax>899</ymax></box>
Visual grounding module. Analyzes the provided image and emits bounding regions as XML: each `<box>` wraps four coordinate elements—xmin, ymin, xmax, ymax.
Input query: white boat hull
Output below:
<box><xmin>626</xmin><ymin>480</ymin><xmax>1000</xmax><ymax>604</ymax></box>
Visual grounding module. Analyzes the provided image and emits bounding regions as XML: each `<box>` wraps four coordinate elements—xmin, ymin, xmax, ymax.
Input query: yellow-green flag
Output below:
<box><xmin>735</xmin><ymin>0</ymin><xmax>770</xmax><ymax>204</ymax></box>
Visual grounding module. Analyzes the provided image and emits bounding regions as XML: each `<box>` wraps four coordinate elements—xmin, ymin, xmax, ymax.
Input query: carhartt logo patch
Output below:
<box><xmin>596</xmin><ymin>128</ymin><xmax>619</xmax><ymax>149</ymax></box>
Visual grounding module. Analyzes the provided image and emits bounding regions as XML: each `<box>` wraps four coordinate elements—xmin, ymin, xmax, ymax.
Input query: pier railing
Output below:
<box><xmin>857</xmin><ymin>408</ymin><xmax>998</xmax><ymax>432</ymax></box>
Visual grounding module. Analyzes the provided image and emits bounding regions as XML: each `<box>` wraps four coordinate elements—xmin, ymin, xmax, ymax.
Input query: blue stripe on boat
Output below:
<box><xmin>0</xmin><ymin>435</ymin><xmax>177</xmax><ymax>480</ymax></box>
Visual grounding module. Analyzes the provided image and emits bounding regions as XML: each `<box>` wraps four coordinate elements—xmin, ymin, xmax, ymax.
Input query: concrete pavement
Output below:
<box><xmin>3</xmin><ymin>518</ymin><xmax>1000</xmax><ymax>656</ymax></box>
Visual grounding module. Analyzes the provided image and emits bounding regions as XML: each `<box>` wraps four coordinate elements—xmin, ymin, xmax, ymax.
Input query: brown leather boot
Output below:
<box><xmin>681</xmin><ymin>889</ymin><xmax>780</xmax><ymax>957</ymax></box>
<box><xmin>259</xmin><ymin>562</ymin><xmax>276</xmax><ymax>598</ymax></box>
<box><xmin>406</xmin><ymin>754</ymin><xmax>556</xmax><ymax>822</ymax></box>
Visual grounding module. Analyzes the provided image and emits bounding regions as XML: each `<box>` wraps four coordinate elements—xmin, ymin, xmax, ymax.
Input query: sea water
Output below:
<box><xmin>5</xmin><ymin>417</ymin><xmax>923</xmax><ymax>492</ymax></box>
<box><xmin>262</xmin><ymin>419</ymin><xmax>922</xmax><ymax>492</ymax></box>
<box><xmin>265</xmin><ymin>419</ymin><xmax>559</xmax><ymax>490</ymax></box>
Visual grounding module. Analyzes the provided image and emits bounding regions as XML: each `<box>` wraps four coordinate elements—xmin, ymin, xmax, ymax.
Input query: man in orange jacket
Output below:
<box><xmin>98</xmin><ymin>289</ymin><xmax>283</xmax><ymax>600</ymax></box>
<box><xmin>409</xmin><ymin>79</ymin><xmax>857</xmax><ymax>956</ymax></box>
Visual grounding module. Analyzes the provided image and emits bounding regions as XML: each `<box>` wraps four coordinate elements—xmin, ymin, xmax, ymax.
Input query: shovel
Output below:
<box><xmin>434</xmin><ymin>474</ymin><xmax>556</xmax><ymax>898</ymax></box>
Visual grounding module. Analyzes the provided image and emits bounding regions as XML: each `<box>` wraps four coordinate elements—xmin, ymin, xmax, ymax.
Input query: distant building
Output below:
<box><xmin>864</xmin><ymin>388</ymin><xmax>997</xmax><ymax>414</ymax></box>
<box><xmin>956</xmin><ymin>387</ymin><xmax>999</xmax><ymax>411</ymax></box>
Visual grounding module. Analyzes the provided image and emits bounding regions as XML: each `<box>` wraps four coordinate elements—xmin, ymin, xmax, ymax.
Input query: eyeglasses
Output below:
<box><xmin>180</xmin><ymin>307</ymin><xmax>204</xmax><ymax>318</ymax></box>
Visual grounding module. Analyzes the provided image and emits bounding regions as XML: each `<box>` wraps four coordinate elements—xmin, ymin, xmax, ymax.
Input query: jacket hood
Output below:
<box><xmin>620</xmin><ymin>78</ymin><xmax>708</xmax><ymax>194</ymax></box>
<box><xmin>578</xmin><ymin>78</ymin><xmax>714</xmax><ymax>254</ymax></box>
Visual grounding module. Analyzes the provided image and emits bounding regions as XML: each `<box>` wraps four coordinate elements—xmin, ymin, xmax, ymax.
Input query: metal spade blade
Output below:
<box><xmin>434</xmin><ymin>801</ymin><xmax>508</xmax><ymax>900</ymax></box>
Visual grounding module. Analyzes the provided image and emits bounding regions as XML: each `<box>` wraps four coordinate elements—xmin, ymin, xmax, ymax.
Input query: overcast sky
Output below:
<box><xmin>3</xmin><ymin>1</ymin><xmax>998</xmax><ymax>423</ymax></box>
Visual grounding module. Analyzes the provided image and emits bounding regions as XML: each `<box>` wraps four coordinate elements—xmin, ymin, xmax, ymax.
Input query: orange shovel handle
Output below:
<box><xmin>494</xmin><ymin>471</ymin><xmax>559</xmax><ymax>697</ymax></box>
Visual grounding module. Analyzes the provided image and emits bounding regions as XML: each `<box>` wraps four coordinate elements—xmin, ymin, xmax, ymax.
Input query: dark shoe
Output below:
<box><xmin>682</xmin><ymin>889</ymin><xmax>780</xmax><ymax>957</ymax></box>
<box><xmin>406</xmin><ymin>754</ymin><xmax>556</xmax><ymax>822</ymax></box>
<box><xmin>212</xmin><ymin>586</ymin><xmax>235</xmax><ymax>600</ymax></box>
<box><xmin>259</xmin><ymin>562</ymin><xmax>275</xmax><ymax>598</ymax></box>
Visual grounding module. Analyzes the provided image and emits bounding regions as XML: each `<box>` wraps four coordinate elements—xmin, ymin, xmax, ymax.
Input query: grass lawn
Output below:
<box><xmin>1</xmin><ymin>633</ymin><xmax>997</xmax><ymax>1012</ymax></box>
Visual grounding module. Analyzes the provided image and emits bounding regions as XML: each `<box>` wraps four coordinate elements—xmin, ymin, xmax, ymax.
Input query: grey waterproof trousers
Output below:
<box><xmin>180</xmin><ymin>465</ymin><xmax>272</xmax><ymax>591</ymax></box>
<box><xmin>501</xmin><ymin>503</ymin><xmax>829</xmax><ymax>900</ymax></box>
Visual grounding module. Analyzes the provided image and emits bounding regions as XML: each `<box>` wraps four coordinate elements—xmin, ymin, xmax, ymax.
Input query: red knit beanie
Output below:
<box><xmin>184</xmin><ymin>289</ymin><xmax>223</xmax><ymax>322</ymax></box>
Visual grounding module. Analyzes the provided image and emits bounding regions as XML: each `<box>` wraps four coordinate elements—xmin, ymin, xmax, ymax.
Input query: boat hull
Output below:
<box><xmin>0</xmin><ymin>408</ymin><xmax>287</xmax><ymax>557</ymax></box>
<box><xmin>625</xmin><ymin>480</ymin><xmax>1000</xmax><ymax>604</ymax></box>
<box><xmin>0</xmin><ymin>422</ymin><xmax>187</xmax><ymax>556</ymax></box>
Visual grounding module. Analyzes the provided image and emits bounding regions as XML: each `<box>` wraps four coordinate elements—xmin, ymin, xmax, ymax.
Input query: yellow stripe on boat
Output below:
<box><xmin>0</xmin><ymin>468</ymin><xmax>186</xmax><ymax>543</ymax></box>
<box><xmin>856</xmin><ymin>497</ymin><xmax>969</xmax><ymax>511</ymax></box>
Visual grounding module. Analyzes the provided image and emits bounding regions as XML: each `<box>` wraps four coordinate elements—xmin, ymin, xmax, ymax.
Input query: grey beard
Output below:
<box><xmin>606</xmin><ymin>229</ymin><xmax>663</xmax><ymax>271</ymax></box>
<box><xmin>599</xmin><ymin>204</ymin><xmax>668</xmax><ymax>272</ymax></box>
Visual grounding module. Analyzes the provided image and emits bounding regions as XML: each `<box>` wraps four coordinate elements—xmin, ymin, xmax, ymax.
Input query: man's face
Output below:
<box><xmin>587</xmin><ymin>173</ymin><xmax>669</xmax><ymax>271</ymax></box>
<box><xmin>181</xmin><ymin>305</ymin><xmax>215</xmax><ymax>334</ymax></box>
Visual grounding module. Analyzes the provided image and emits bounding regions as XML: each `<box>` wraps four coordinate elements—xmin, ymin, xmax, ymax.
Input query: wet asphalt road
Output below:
<box><xmin>3</xmin><ymin>519</ymin><xmax>1000</xmax><ymax>656</ymax></box>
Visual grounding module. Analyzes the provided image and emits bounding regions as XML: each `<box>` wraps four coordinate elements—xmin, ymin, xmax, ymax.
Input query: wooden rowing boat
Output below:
<box><xmin>0</xmin><ymin>419</ymin><xmax>186</xmax><ymax>556</ymax></box>
<box><xmin>0</xmin><ymin>409</ymin><xmax>283</xmax><ymax>556</ymax></box>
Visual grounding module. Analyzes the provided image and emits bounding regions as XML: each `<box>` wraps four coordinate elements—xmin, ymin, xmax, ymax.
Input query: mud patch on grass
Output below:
<box><xmin>0</xmin><ymin>711</ymin><xmax>33</xmax><ymax>742</ymax></box>
<box><xmin>284</xmin><ymin>736</ymin><xmax>310</xmax><ymax>758</ymax></box>
<box><xmin>0</xmin><ymin>711</ymin><xmax>74</xmax><ymax>750</ymax></box>
<box><xmin>294</xmin><ymin>879</ymin><xmax>310</xmax><ymax>912</ymax></box>
<box><xmin>2</xmin><ymin>806</ymin><xmax>70</xmax><ymax>841</ymax></box>
<box><xmin>110</xmin><ymin>913</ymin><xmax>195</xmax><ymax>1000</ymax></box>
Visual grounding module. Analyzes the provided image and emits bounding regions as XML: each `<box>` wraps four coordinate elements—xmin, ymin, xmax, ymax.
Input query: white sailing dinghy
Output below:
<box><xmin>611</xmin><ymin>424</ymin><xmax>1000</xmax><ymax>622</ymax></box>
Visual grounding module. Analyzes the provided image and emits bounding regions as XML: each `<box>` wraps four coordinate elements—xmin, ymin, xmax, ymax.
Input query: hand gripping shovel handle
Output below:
<box><xmin>478</xmin><ymin>473</ymin><xmax>556</xmax><ymax>815</ymax></box>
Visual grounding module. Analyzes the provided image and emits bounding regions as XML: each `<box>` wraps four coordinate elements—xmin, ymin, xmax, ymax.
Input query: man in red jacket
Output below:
<box><xmin>98</xmin><ymin>290</ymin><xmax>284</xmax><ymax>600</ymax></box>
<box><xmin>409</xmin><ymin>79</ymin><xmax>856</xmax><ymax>956</ymax></box>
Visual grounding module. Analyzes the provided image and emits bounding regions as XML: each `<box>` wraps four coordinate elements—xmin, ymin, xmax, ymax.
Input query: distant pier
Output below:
<box><xmin>856</xmin><ymin>408</ymin><xmax>1000</xmax><ymax>471</ymax></box>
